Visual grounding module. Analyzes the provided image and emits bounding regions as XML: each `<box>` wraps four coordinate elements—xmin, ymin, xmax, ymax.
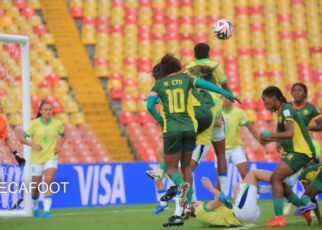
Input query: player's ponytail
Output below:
<box><xmin>262</xmin><ymin>86</ymin><xmax>287</xmax><ymax>103</ymax></box>
<box><xmin>36</xmin><ymin>100</ymin><xmax>51</xmax><ymax>118</ymax></box>
<box><xmin>152</xmin><ymin>64</ymin><xmax>163</xmax><ymax>80</ymax></box>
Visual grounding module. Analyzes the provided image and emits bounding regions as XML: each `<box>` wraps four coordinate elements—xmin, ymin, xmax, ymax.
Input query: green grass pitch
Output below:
<box><xmin>1</xmin><ymin>200</ymin><xmax>321</xmax><ymax>230</ymax></box>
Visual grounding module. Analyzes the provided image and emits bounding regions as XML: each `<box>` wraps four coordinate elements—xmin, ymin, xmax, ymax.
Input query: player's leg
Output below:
<box><xmin>31</xmin><ymin>164</ymin><xmax>43</xmax><ymax>218</ymax></box>
<box><xmin>230</xmin><ymin>147</ymin><xmax>248</xmax><ymax>179</ymax></box>
<box><xmin>42</xmin><ymin>159</ymin><xmax>58</xmax><ymax>218</ymax></box>
<box><xmin>152</xmin><ymin>180</ymin><xmax>170</xmax><ymax>214</ymax></box>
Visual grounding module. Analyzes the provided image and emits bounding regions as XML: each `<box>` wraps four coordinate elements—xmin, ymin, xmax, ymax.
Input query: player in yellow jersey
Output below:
<box><xmin>193</xmin><ymin>169</ymin><xmax>276</xmax><ymax>227</ymax></box>
<box><xmin>221</xmin><ymin>97</ymin><xmax>261</xmax><ymax>179</ymax></box>
<box><xmin>186</xmin><ymin>43</ymin><xmax>230</xmax><ymax>196</ymax></box>
<box><xmin>18</xmin><ymin>101</ymin><xmax>65</xmax><ymax>218</ymax></box>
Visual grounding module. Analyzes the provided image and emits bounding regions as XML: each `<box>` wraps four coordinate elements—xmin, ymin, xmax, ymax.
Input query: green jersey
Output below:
<box><xmin>292</xmin><ymin>102</ymin><xmax>321</xmax><ymax>127</ymax></box>
<box><xmin>277</xmin><ymin>103</ymin><xmax>315</xmax><ymax>158</ymax></box>
<box><xmin>151</xmin><ymin>73</ymin><xmax>198</xmax><ymax>133</ymax></box>
<box><xmin>299</xmin><ymin>163</ymin><xmax>322</xmax><ymax>183</ymax></box>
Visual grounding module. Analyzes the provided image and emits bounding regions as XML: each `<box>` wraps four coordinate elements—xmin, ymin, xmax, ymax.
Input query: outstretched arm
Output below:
<box><xmin>201</xmin><ymin>177</ymin><xmax>222</xmax><ymax>210</ymax></box>
<box><xmin>147</xmin><ymin>93</ymin><xmax>163</xmax><ymax>126</ymax></box>
<box><xmin>307</xmin><ymin>116</ymin><xmax>322</xmax><ymax>132</ymax></box>
<box><xmin>194</xmin><ymin>79</ymin><xmax>240</xmax><ymax>103</ymax></box>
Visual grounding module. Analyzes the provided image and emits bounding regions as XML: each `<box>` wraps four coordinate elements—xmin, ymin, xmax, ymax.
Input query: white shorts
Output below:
<box><xmin>192</xmin><ymin>144</ymin><xmax>211</xmax><ymax>165</ymax></box>
<box><xmin>32</xmin><ymin>159</ymin><xmax>58</xmax><ymax>176</ymax></box>
<box><xmin>226</xmin><ymin>147</ymin><xmax>247</xmax><ymax>165</ymax></box>
<box><xmin>233</xmin><ymin>183</ymin><xmax>260</xmax><ymax>224</ymax></box>
<box><xmin>211</xmin><ymin>122</ymin><xmax>225</xmax><ymax>142</ymax></box>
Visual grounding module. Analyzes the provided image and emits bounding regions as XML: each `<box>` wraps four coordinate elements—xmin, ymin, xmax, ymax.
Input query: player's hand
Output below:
<box><xmin>201</xmin><ymin>177</ymin><xmax>214</xmax><ymax>190</ymax></box>
<box><xmin>32</xmin><ymin>143</ymin><xmax>42</xmax><ymax>151</ymax></box>
<box><xmin>55</xmin><ymin>146</ymin><xmax>62</xmax><ymax>154</ymax></box>
<box><xmin>13</xmin><ymin>151</ymin><xmax>26</xmax><ymax>167</ymax></box>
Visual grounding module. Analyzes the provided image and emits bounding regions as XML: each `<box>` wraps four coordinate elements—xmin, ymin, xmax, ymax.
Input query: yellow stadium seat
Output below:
<box><xmin>28</xmin><ymin>15</ymin><xmax>42</xmax><ymax>26</ymax></box>
<box><xmin>0</xmin><ymin>16</ymin><xmax>13</xmax><ymax>27</ymax></box>
<box><xmin>19</xmin><ymin>25</ymin><xmax>33</xmax><ymax>35</ymax></box>
<box><xmin>70</xmin><ymin>0</ymin><xmax>83</xmax><ymax>8</ymax></box>
<box><xmin>6</xmin><ymin>7</ymin><xmax>20</xmax><ymax>18</ymax></box>
<box><xmin>83</xmin><ymin>0</ymin><xmax>97</xmax><ymax>17</ymax></box>
<box><xmin>122</xmin><ymin>100</ymin><xmax>138</xmax><ymax>112</ymax></box>
<box><xmin>111</xmin><ymin>6</ymin><xmax>125</xmax><ymax>17</ymax></box>
<box><xmin>96</xmin><ymin>33</ymin><xmax>109</xmax><ymax>43</ymax></box>
<box><xmin>4</xmin><ymin>25</ymin><xmax>19</xmax><ymax>34</ymax></box>
<box><xmin>28</xmin><ymin>0</ymin><xmax>41</xmax><ymax>9</ymax></box>
<box><xmin>8</xmin><ymin>113</ymin><xmax>22</xmax><ymax>126</ymax></box>
<box><xmin>138</xmin><ymin>7</ymin><xmax>152</xmax><ymax>25</ymax></box>
<box><xmin>82</xmin><ymin>25</ymin><xmax>96</xmax><ymax>44</ymax></box>
<box><xmin>55</xmin><ymin>113</ymin><xmax>70</xmax><ymax>125</ymax></box>
<box><xmin>95</xmin><ymin>66</ymin><xmax>109</xmax><ymax>76</ymax></box>
<box><xmin>70</xmin><ymin>112</ymin><xmax>86</xmax><ymax>125</ymax></box>
<box><xmin>0</xmin><ymin>0</ymin><xmax>12</xmax><ymax>9</ymax></box>
<box><xmin>180</xmin><ymin>6</ymin><xmax>193</xmax><ymax>17</ymax></box>
<box><xmin>166</xmin><ymin>7</ymin><xmax>179</xmax><ymax>17</ymax></box>
<box><xmin>152</xmin><ymin>0</ymin><xmax>166</xmax><ymax>8</ymax></box>
<box><xmin>40</xmin><ymin>33</ymin><xmax>54</xmax><ymax>45</ymax></box>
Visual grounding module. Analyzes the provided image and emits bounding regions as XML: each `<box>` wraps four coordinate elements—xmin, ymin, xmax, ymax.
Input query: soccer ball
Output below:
<box><xmin>213</xmin><ymin>19</ymin><xmax>234</xmax><ymax>40</ymax></box>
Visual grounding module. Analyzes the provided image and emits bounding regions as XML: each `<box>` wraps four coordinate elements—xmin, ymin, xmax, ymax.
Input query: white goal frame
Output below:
<box><xmin>0</xmin><ymin>34</ymin><xmax>32</xmax><ymax>217</ymax></box>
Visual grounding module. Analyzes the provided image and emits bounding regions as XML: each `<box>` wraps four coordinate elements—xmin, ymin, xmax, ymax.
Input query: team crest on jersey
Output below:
<box><xmin>302</xmin><ymin>109</ymin><xmax>309</xmax><ymax>115</ymax></box>
<box><xmin>286</xmin><ymin>153</ymin><xmax>294</xmax><ymax>161</ymax></box>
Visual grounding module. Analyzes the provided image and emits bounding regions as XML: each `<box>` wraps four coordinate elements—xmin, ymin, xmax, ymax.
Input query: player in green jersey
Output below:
<box><xmin>284</xmin><ymin>83</ymin><xmax>322</xmax><ymax>215</ymax></box>
<box><xmin>147</xmin><ymin>54</ymin><xmax>238</xmax><ymax>227</ymax></box>
<box><xmin>295</xmin><ymin>163</ymin><xmax>322</xmax><ymax>224</ymax></box>
<box><xmin>260</xmin><ymin>86</ymin><xmax>316</xmax><ymax>227</ymax></box>
<box><xmin>186</xmin><ymin>43</ymin><xmax>230</xmax><ymax>196</ymax></box>
<box><xmin>18</xmin><ymin>101</ymin><xmax>65</xmax><ymax>218</ymax></box>
<box><xmin>291</xmin><ymin>83</ymin><xmax>322</xmax><ymax>131</ymax></box>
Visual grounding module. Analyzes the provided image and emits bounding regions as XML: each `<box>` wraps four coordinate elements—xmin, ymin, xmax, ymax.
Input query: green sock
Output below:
<box><xmin>273</xmin><ymin>198</ymin><xmax>283</xmax><ymax>216</ymax></box>
<box><xmin>187</xmin><ymin>184</ymin><xmax>193</xmax><ymax>205</ymax></box>
<box><xmin>286</xmin><ymin>193</ymin><xmax>302</xmax><ymax>207</ymax></box>
<box><xmin>170</xmin><ymin>172</ymin><xmax>184</xmax><ymax>187</ymax></box>
<box><xmin>159</xmin><ymin>160</ymin><xmax>166</xmax><ymax>171</ymax></box>
<box><xmin>301</xmin><ymin>195</ymin><xmax>312</xmax><ymax>205</ymax></box>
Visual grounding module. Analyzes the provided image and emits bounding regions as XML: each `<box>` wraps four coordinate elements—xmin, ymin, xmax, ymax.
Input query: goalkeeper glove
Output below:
<box><xmin>12</xmin><ymin>150</ymin><xmax>26</xmax><ymax>167</ymax></box>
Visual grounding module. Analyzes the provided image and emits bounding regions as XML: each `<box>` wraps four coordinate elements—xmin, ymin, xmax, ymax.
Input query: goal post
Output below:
<box><xmin>0</xmin><ymin>34</ymin><xmax>32</xmax><ymax>217</ymax></box>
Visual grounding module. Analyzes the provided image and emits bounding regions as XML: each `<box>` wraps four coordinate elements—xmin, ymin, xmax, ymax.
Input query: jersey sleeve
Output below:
<box><xmin>282</xmin><ymin>104</ymin><xmax>295</xmax><ymax>123</ymax></box>
<box><xmin>239</xmin><ymin>110</ymin><xmax>250</xmax><ymax>126</ymax></box>
<box><xmin>151</xmin><ymin>82</ymin><xmax>158</xmax><ymax>94</ymax></box>
<box><xmin>24</xmin><ymin>121</ymin><xmax>35</xmax><ymax>137</ymax></box>
<box><xmin>311</xmin><ymin>105</ymin><xmax>321</xmax><ymax>120</ymax></box>
<box><xmin>0</xmin><ymin>115</ymin><xmax>9</xmax><ymax>139</ymax></box>
<box><xmin>212</xmin><ymin>63</ymin><xmax>227</xmax><ymax>85</ymax></box>
<box><xmin>57</xmin><ymin>121</ymin><xmax>64</xmax><ymax>136</ymax></box>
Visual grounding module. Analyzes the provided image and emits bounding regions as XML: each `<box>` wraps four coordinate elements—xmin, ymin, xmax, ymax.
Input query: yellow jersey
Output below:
<box><xmin>222</xmin><ymin>106</ymin><xmax>249</xmax><ymax>149</ymax></box>
<box><xmin>24</xmin><ymin>117</ymin><xmax>64</xmax><ymax>164</ymax></box>
<box><xmin>196</xmin><ymin>202</ymin><xmax>243</xmax><ymax>227</ymax></box>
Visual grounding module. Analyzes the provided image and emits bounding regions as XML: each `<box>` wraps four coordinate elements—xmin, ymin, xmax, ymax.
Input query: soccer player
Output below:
<box><xmin>0</xmin><ymin>102</ymin><xmax>25</xmax><ymax>166</ymax></box>
<box><xmin>186</xmin><ymin>43</ymin><xmax>230</xmax><ymax>195</ymax></box>
<box><xmin>147</xmin><ymin>54</ymin><xmax>237</xmax><ymax>226</ymax></box>
<box><xmin>260</xmin><ymin>86</ymin><xmax>316</xmax><ymax>227</ymax></box>
<box><xmin>221</xmin><ymin>97</ymin><xmax>261</xmax><ymax>179</ymax></box>
<box><xmin>284</xmin><ymin>82</ymin><xmax>322</xmax><ymax>214</ymax></box>
<box><xmin>194</xmin><ymin>170</ymin><xmax>273</xmax><ymax>227</ymax></box>
<box><xmin>18</xmin><ymin>101</ymin><xmax>65</xmax><ymax>218</ymax></box>
<box><xmin>294</xmin><ymin>163</ymin><xmax>322</xmax><ymax>225</ymax></box>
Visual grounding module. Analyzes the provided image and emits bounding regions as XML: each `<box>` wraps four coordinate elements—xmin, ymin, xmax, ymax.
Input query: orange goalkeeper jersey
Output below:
<box><xmin>0</xmin><ymin>114</ymin><xmax>9</xmax><ymax>139</ymax></box>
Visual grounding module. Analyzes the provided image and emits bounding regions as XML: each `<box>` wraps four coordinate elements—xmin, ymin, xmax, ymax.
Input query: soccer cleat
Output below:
<box><xmin>294</xmin><ymin>202</ymin><xmax>317</xmax><ymax>216</ymax></box>
<box><xmin>179</xmin><ymin>183</ymin><xmax>190</xmax><ymax>207</ymax></box>
<box><xmin>219</xmin><ymin>192</ymin><xmax>232</xmax><ymax>209</ymax></box>
<box><xmin>152</xmin><ymin>204</ymin><xmax>169</xmax><ymax>215</ymax></box>
<box><xmin>264</xmin><ymin>216</ymin><xmax>286</xmax><ymax>227</ymax></box>
<box><xmin>302</xmin><ymin>211</ymin><xmax>313</xmax><ymax>226</ymax></box>
<box><xmin>183</xmin><ymin>204</ymin><xmax>196</xmax><ymax>220</ymax></box>
<box><xmin>42</xmin><ymin>211</ymin><xmax>53</xmax><ymax>218</ymax></box>
<box><xmin>145</xmin><ymin>169</ymin><xmax>165</xmax><ymax>181</ymax></box>
<box><xmin>33</xmin><ymin>209</ymin><xmax>40</xmax><ymax>218</ymax></box>
<box><xmin>160</xmin><ymin>186</ymin><xmax>178</xmax><ymax>202</ymax></box>
<box><xmin>162</xmin><ymin>215</ymin><xmax>184</xmax><ymax>227</ymax></box>
<box><xmin>283</xmin><ymin>202</ymin><xmax>292</xmax><ymax>216</ymax></box>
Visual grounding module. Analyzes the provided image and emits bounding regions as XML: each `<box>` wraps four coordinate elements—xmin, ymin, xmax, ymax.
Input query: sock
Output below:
<box><xmin>301</xmin><ymin>195</ymin><xmax>312</xmax><ymax>205</ymax></box>
<box><xmin>286</xmin><ymin>193</ymin><xmax>302</xmax><ymax>207</ymax></box>
<box><xmin>44</xmin><ymin>196</ymin><xmax>52</xmax><ymax>212</ymax></box>
<box><xmin>171</xmin><ymin>172</ymin><xmax>184</xmax><ymax>187</ymax></box>
<box><xmin>273</xmin><ymin>198</ymin><xmax>283</xmax><ymax>216</ymax></box>
<box><xmin>187</xmin><ymin>184</ymin><xmax>193</xmax><ymax>205</ymax></box>
<box><xmin>165</xmin><ymin>174</ymin><xmax>176</xmax><ymax>187</ymax></box>
<box><xmin>219</xmin><ymin>174</ymin><xmax>228</xmax><ymax>196</ymax></box>
<box><xmin>32</xmin><ymin>196</ymin><xmax>39</xmax><ymax>211</ymax></box>
<box><xmin>157</xmin><ymin>189</ymin><xmax>167</xmax><ymax>206</ymax></box>
<box><xmin>159</xmin><ymin>160</ymin><xmax>166</xmax><ymax>171</ymax></box>
<box><xmin>174</xmin><ymin>193</ymin><xmax>184</xmax><ymax>216</ymax></box>
<box><xmin>191</xmin><ymin>190</ymin><xmax>197</xmax><ymax>202</ymax></box>
<box><xmin>258</xmin><ymin>185</ymin><xmax>272</xmax><ymax>194</ymax></box>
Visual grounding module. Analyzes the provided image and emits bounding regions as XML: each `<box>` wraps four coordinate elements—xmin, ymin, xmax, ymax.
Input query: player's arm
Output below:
<box><xmin>307</xmin><ymin>115</ymin><xmax>322</xmax><ymax>132</ymax></box>
<box><xmin>312</xmin><ymin>196</ymin><xmax>322</xmax><ymax>224</ymax></box>
<box><xmin>4</xmin><ymin>137</ymin><xmax>26</xmax><ymax>167</ymax></box>
<box><xmin>147</xmin><ymin>92</ymin><xmax>163</xmax><ymax>126</ymax></box>
<box><xmin>260</xmin><ymin>120</ymin><xmax>294</xmax><ymax>143</ymax></box>
<box><xmin>194</xmin><ymin>78</ymin><xmax>240</xmax><ymax>103</ymax></box>
<box><xmin>201</xmin><ymin>177</ymin><xmax>222</xmax><ymax>210</ymax></box>
<box><xmin>17</xmin><ymin>129</ymin><xmax>42</xmax><ymax>151</ymax></box>
<box><xmin>213</xmin><ymin>64</ymin><xmax>230</xmax><ymax>91</ymax></box>
<box><xmin>55</xmin><ymin>133</ymin><xmax>65</xmax><ymax>154</ymax></box>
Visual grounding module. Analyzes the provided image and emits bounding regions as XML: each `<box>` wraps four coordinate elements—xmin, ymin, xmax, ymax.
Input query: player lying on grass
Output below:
<box><xmin>294</xmin><ymin>163</ymin><xmax>322</xmax><ymax>225</ymax></box>
<box><xmin>192</xmin><ymin>169</ymin><xmax>314</xmax><ymax>227</ymax></box>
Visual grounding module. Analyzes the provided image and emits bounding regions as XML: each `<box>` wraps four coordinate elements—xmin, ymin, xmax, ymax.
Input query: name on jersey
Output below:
<box><xmin>164</xmin><ymin>79</ymin><xmax>182</xmax><ymax>86</ymax></box>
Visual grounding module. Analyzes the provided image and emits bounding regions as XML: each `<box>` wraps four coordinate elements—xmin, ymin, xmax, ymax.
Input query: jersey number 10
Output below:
<box><xmin>165</xmin><ymin>89</ymin><xmax>185</xmax><ymax>113</ymax></box>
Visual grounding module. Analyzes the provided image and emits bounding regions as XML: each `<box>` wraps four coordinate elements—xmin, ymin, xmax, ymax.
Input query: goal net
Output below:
<box><xmin>0</xmin><ymin>34</ymin><xmax>32</xmax><ymax>217</ymax></box>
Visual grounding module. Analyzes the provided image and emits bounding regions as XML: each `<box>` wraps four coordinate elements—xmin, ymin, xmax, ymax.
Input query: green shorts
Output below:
<box><xmin>282</xmin><ymin>152</ymin><xmax>312</xmax><ymax>172</ymax></box>
<box><xmin>194</xmin><ymin>105</ymin><xmax>213</xmax><ymax>134</ymax></box>
<box><xmin>163</xmin><ymin>131</ymin><xmax>196</xmax><ymax>154</ymax></box>
<box><xmin>311</xmin><ymin>170</ymin><xmax>322</xmax><ymax>192</ymax></box>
